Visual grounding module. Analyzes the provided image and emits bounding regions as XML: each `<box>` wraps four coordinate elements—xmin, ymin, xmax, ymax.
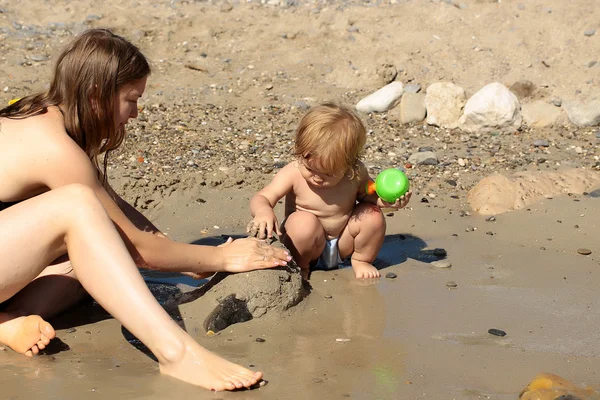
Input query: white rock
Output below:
<box><xmin>458</xmin><ymin>158</ymin><xmax>466</xmax><ymax>167</ymax></box>
<box><xmin>431</xmin><ymin>260</ymin><xmax>452</xmax><ymax>269</ymax></box>
<box><xmin>459</xmin><ymin>82</ymin><xmax>522</xmax><ymax>133</ymax></box>
<box><xmin>521</xmin><ymin>101</ymin><xmax>563</xmax><ymax>128</ymax></box>
<box><xmin>425</xmin><ymin>82</ymin><xmax>466</xmax><ymax>129</ymax></box>
<box><xmin>564</xmin><ymin>99</ymin><xmax>600</xmax><ymax>126</ymax></box>
<box><xmin>356</xmin><ymin>81</ymin><xmax>404</xmax><ymax>113</ymax></box>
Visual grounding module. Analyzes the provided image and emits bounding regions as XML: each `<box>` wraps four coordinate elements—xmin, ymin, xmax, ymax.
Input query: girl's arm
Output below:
<box><xmin>105</xmin><ymin>183</ymin><xmax>162</xmax><ymax>235</ymax></box>
<box><xmin>38</xmin><ymin>122</ymin><xmax>289</xmax><ymax>274</ymax></box>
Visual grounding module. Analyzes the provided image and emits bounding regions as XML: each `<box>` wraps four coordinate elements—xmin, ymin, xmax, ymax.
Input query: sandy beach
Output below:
<box><xmin>1</xmin><ymin>0</ymin><xmax>599</xmax><ymax>398</ymax></box>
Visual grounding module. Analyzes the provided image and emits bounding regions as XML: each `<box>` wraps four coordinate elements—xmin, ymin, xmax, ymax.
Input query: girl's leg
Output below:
<box><xmin>0</xmin><ymin>184</ymin><xmax>261</xmax><ymax>391</ymax></box>
<box><xmin>2</xmin><ymin>258</ymin><xmax>88</xmax><ymax>320</ymax></box>
<box><xmin>338</xmin><ymin>203</ymin><xmax>386</xmax><ymax>279</ymax></box>
<box><xmin>282</xmin><ymin>211</ymin><xmax>326</xmax><ymax>275</ymax></box>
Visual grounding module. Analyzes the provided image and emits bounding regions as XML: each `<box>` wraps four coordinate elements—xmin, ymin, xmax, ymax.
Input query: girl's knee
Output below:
<box><xmin>60</xmin><ymin>184</ymin><xmax>102</xmax><ymax>211</ymax></box>
<box><xmin>60</xmin><ymin>183</ymin><xmax>95</xmax><ymax>199</ymax></box>
<box><xmin>54</xmin><ymin>185</ymin><xmax>106</xmax><ymax>227</ymax></box>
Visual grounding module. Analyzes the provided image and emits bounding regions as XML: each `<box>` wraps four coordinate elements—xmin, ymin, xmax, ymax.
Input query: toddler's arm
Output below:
<box><xmin>356</xmin><ymin>163</ymin><xmax>412</xmax><ymax>209</ymax></box>
<box><xmin>248</xmin><ymin>162</ymin><xmax>296</xmax><ymax>239</ymax></box>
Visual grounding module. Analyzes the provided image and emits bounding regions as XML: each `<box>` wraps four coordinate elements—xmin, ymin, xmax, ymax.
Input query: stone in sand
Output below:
<box><xmin>520</xmin><ymin>373</ymin><xmax>598</xmax><ymax>400</ymax></box>
<box><xmin>355</xmin><ymin>81</ymin><xmax>404</xmax><ymax>113</ymax></box>
<box><xmin>459</xmin><ymin>82</ymin><xmax>522</xmax><ymax>134</ymax></box>
<box><xmin>431</xmin><ymin>260</ymin><xmax>452</xmax><ymax>269</ymax></box>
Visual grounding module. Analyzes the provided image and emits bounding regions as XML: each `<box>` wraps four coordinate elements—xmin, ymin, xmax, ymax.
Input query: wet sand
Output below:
<box><xmin>1</xmin><ymin>0</ymin><xmax>600</xmax><ymax>397</ymax></box>
<box><xmin>2</xmin><ymin>189</ymin><xmax>599</xmax><ymax>399</ymax></box>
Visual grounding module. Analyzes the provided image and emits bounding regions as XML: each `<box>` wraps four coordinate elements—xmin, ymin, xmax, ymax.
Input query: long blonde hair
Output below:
<box><xmin>0</xmin><ymin>28</ymin><xmax>150</xmax><ymax>184</ymax></box>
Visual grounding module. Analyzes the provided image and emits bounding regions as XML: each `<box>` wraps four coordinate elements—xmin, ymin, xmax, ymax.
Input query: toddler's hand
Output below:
<box><xmin>246</xmin><ymin>211</ymin><xmax>281</xmax><ymax>239</ymax></box>
<box><xmin>377</xmin><ymin>191</ymin><xmax>412</xmax><ymax>209</ymax></box>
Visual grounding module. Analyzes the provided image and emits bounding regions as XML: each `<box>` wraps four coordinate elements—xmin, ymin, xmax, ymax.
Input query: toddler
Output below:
<box><xmin>247</xmin><ymin>103</ymin><xmax>411</xmax><ymax>279</ymax></box>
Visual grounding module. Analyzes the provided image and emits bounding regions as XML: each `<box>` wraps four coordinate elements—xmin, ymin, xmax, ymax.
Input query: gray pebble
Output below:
<box><xmin>324</xmin><ymin>294</ymin><xmax>332</xmax><ymax>299</ymax></box>
<box><xmin>486</xmin><ymin>216</ymin><xmax>496</xmax><ymax>221</ymax></box>
<box><xmin>588</xmin><ymin>189</ymin><xmax>600</xmax><ymax>198</ymax></box>
<box><xmin>577</xmin><ymin>248</ymin><xmax>592</xmax><ymax>255</ymax></box>
<box><xmin>85</xmin><ymin>14</ymin><xmax>103</xmax><ymax>21</ymax></box>
<box><xmin>255</xmin><ymin>337</ymin><xmax>266</xmax><ymax>343</ymax></box>
<box><xmin>533</xmin><ymin>139</ymin><xmax>549</xmax><ymax>147</ymax></box>
<box><xmin>488</xmin><ymin>328</ymin><xmax>506</xmax><ymax>337</ymax></box>
<box><xmin>293</xmin><ymin>100</ymin><xmax>310</xmax><ymax>110</ymax></box>
<box><xmin>584</xmin><ymin>29</ymin><xmax>596</xmax><ymax>37</ymax></box>
<box><xmin>552</xmin><ymin>99</ymin><xmax>562</xmax><ymax>107</ymax></box>
<box><xmin>595</xmin><ymin>131</ymin><xmax>600</xmax><ymax>139</ymax></box>
<box><xmin>446</xmin><ymin>281</ymin><xmax>457</xmax><ymax>288</ymax></box>
<box><xmin>385</xmin><ymin>272</ymin><xmax>397</xmax><ymax>279</ymax></box>
<box><xmin>30</xmin><ymin>54</ymin><xmax>48</xmax><ymax>62</ymax></box>
<box><xmin>66</xmin><ymin>328</ymin><xmax>77</xmax><ymax>333</ymax></box>
<box><xmin>403</xmin><ymin>83</ymin><xmax>422</xmax><ymax>93</ymax></box>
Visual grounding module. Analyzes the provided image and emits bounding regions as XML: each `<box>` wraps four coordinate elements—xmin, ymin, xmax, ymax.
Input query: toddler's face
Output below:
<box><xmin>299</xmin><ymin>158</ymin><xmax>345</xmax><ymax>188</ymax></box>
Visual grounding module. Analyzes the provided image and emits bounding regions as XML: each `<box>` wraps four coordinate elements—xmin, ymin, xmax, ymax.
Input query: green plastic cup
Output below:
<box><xmin>375</xmin><ymin>168</ymin><xmax>409</xmax><ymax>203</ymax></box>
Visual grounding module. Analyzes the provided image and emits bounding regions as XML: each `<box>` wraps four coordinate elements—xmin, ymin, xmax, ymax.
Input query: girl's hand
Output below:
<box><xmin>217</xmin><ymin>237</ymin><xmax>291</xmax><ymax>273</ymax></box>
<box><xmin>246</xmin><ymin>211</ymin><xmax>281</xmax><ymax>239</ymax></box>
<box><xmin>377</xmin><ymin>191</ymin><xmax>412</xmax><ymax>209</ymax></box>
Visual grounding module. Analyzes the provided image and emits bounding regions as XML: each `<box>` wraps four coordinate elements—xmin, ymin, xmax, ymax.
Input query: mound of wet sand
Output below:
<box><xmin>468</xmin><ymin>168</ymin><xmax>600</xmax><ymax>215</ymax></box>
<box><xmin>159</xmin><ymin>239</ymin><xmax>307</xmax><ymax>333</ymax></box>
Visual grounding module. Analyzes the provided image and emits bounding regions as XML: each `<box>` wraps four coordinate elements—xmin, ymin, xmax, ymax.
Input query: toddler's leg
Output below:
<box><xmin>338</xmin><ymin>203</ymin><xmax>386</xmax><ymax>279</ymax></box>
<box><xmin>0</xmin><ymin>184</ymin><xmax>262</xmax><ymax>391</ymax></box>
<box><xmin>282</xmin><ymin>211</ymin><xmax>326</xmax><ymax>277</ymax></box>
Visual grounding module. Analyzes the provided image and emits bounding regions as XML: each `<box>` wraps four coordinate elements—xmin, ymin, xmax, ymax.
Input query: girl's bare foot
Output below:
<box><xmin>0</xmin><ymin>314</ymin><xmax>56</xmax><ymax>357</ymax></box>
<box><xmin>159</xmin><ymin>341</ymin><xmax>263</xmax><ymax>391</ymax></box>
<box><xmin>351</xmin><ymin>259</ymin><xmax>380</xmax><ymax>279</ymax></box>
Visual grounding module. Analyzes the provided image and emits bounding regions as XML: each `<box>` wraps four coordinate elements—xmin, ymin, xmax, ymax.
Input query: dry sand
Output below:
<box><xmin>1</xmin><ymin>0</ymin><xmax>600</xmax><ymax>399</ymax></box>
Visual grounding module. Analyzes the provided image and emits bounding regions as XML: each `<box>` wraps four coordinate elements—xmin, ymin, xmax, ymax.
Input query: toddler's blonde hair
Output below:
<box><xmin>294</xmin><ymin>103</ymin><xmax>366</xmax><ymax>179</ymax></box>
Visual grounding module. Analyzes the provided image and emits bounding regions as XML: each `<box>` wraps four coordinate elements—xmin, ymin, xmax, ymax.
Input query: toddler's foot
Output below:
<box><xmin>159</xmin><ymin>340</ymin><xmax>263</xmax><ymax>391</ymax></box>
<box><xmin>351</xmin><ymin>260</ymin><xmax>380</xmax><ymax>279</ymax></box>
<box><xmin>0</xmin><ymin>314</ymin><xmax>56</xmax><ymax>356</ymax></box>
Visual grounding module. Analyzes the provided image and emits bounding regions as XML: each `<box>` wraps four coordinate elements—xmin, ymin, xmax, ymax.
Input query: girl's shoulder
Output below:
<box><xmin>12</xmin><ymin>106</ymin><xmax>88</xmax><ymax>164</ymax></box>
